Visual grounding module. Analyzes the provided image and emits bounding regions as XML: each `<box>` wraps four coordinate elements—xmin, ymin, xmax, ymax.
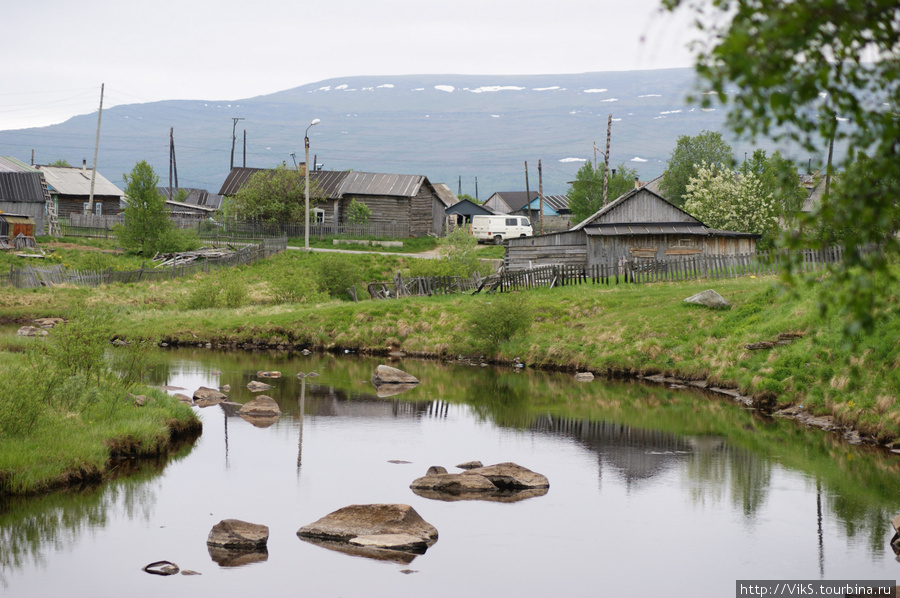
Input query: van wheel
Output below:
<box><xmin>493</xmin><ymin>235</ymin><xmax>503</xmax><ymax>245</ymax></box>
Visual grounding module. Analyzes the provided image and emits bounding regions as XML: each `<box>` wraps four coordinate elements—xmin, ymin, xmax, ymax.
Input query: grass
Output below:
<box><xmin>1</xmin><ymin>242</ymin><xmax>899</xmax><ymax>447</ymax></box>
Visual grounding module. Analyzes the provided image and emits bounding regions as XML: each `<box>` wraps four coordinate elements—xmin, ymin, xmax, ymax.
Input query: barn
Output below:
<box><xmin>503</xmin><ymin>186</ymin><xmax>759</xmax><ymax>271</ymax></box>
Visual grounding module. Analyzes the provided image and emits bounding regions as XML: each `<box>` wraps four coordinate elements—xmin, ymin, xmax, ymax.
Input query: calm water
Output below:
<box><xmin>1</xmin><ymin>348</ymin><xmax>899</xmax><ymax>598</ymax></box>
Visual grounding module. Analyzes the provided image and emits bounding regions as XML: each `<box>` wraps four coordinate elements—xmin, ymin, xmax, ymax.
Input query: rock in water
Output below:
<box><xmin>372</xmin><ymin>365</ymin><xmax>419</xmax><ymax>385</ymax></box>
<box><xmin>297</xmin><ymin>504</ymin><xmax>437</xmax><ymax>547</ymax></box>
<box><xmin>683</xmin><ymin>289</ymin><xmax>731</xmax><ymax>309</ymax></box>
<box><xmin>207</xmin><ymin>519</ymin><xmax>269</xmax><ymax>548</ymax></box>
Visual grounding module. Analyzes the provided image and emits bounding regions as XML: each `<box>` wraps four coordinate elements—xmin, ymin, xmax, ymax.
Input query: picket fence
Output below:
<box><xmin>487</xmin><ymin>246</ymin><xmax>848</xmax><ymax>293</ymax></box>
<box><xmin>0</xmin><ymin>238</ymin><xmax>286</xmax><ymax>289</ymax></box>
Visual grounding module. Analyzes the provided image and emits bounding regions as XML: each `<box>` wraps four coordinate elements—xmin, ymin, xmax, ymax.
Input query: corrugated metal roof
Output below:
<box><xmin>157</xmin><ymin>187</ymin><xmax>223</xmax><ymax>210</ymax></box>
<box><xmin>584</xmin><ymin>223</ymin><xmax>710</xmax><ymax>236</ymax></box>
<box><xmin>337</xmin><ymin>172</ymin><xmax>424</xmax><ymax>198</ymax></box>
<box><xmin>309</xmin><ymin>170</ymin><xmax>350</xmax><ymax>199</ymax></box>
<box><xmin>432</xmin><ymin>182</ymin><xmax>458</xmax><ymax>208</ymax></box>
<box><xmin>37</xmin><ymin>165</ymin><xmax>123</xmax><ymax>197</ymax></box>
<box><xmin>0</xmin><ymin>156</ymin><xmax>39</xmax><ymax>173</ymax></box>
<box><xmin>0</xmin><ymin>172</ymin><xmax>46</xmax><ymax>203</ymax></box>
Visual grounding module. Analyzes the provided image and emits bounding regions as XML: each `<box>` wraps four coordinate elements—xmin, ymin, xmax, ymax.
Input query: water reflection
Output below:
<box><xmin>2</xmin><ymin>348</ymin><xmax>899</xmax><ymax>596</ymax></box>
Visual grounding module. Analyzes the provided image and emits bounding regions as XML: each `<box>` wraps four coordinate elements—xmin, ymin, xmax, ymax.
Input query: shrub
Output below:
<box><xmin>347</xmin><ymin>199</ymin><xmax>372</xmax><ymax>225</ymax></box>
<box><xmin>316</xmin><ymin>254</ymin><xmax>363</xmax><ymax>299</ymax></box>
<box><xmin>467</xmin><ymin>293</ymin><xmax>534</xmax><ymax>353</ymax></box>
<box><xmin>267</xmin><ymin>260</ymin><xmax>327</xmax><ymax>304</ymax></box>
<box><xmin>183</xmin><ymin>271</ymin><xmax>249</xmax><ymax>310</ymax></box>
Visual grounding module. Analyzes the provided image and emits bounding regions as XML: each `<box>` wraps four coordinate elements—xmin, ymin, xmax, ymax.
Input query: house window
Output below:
<box><xmin>95</xmin><ymin>202</ymin><xmax>102</xmax><ymax>216</ymax></box>
<box><xmin>312</xmin><ymin>208</ymin><xmax>325</xmax><ymax>224</ymax></box>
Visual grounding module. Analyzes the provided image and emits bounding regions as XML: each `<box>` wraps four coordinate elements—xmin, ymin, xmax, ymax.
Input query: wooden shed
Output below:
<box><xmin>0</xmin><ymin>213</ymin><xmax>36</xmax><ymax>239</ymax></box>
<box><xmin>504</xmin><ymin>186</ymin><xmax>759</xmax><ymax>271</ymax></box>
<box><xmin>37</xmin><ymin>163</ymin><xmax>124</xmax><ymax>219</ymax></box>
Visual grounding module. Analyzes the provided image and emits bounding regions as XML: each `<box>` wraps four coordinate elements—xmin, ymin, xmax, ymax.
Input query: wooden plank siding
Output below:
<box><xmin>503</xmin><ymin>231</ymin><xmax>588</xmax><ymax>270</ymax></box>
<box><xmin>592</xmin><ymin>189</ymin><xmax>695</xmax><ymax>224</ymax></box>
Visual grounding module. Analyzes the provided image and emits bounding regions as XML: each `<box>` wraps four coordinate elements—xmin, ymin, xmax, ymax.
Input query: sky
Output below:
<box><xmin>1</xmin><ymin>0</ymin><xmax>700</xmax><ymax>131</ymax></box>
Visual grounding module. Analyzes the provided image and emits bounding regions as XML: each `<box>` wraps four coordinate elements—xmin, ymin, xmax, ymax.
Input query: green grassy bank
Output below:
<box><xmin>2</xmin><ymin>247</ymin><xmax>898</xmax><ymax>460</ymax></box>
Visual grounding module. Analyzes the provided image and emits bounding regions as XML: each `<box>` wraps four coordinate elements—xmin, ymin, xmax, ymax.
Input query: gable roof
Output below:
<box><xmin>571</xmin><ymin>186</ymin><xmax>704</xmax><ymax>231</ymax></box>
<box><xmin>157</xmin><ymin>187</ymin><xmax>223</xmax><ymax>210</ymax></box>
<box><xmin>432</xmin><ymin>183</ymin><xmax>458</xmax><ymax>208</ymax></box>
<box><xmin>37</xmin><ymin>165</ymin><xmax>123</xmax><ymax>198</ymax></box>
<box><xmin>487</xmin><ymin>191</ymin><xmax>539</xmax><ymax>212</ymax></box>
<box><xmin>219</xmin><ymin>168</ymin><xmax>437</xmax><ymax>201</ymax></box>
<box><xmin>445</xmin><ymin>198</ymin><xmax>495</xmax><ymax>216</ymax></box>
<box><xmin>0</xmin><ymin>156</ymin><xmax>40</xmax><ymax>173</ymax></box>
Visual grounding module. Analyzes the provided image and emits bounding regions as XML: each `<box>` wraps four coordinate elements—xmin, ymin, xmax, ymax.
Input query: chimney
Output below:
<box><xmin>634</xmin><ymin>175</ymin><xmax>641</xmax><ymax>189</ymax></box>
<box><xmin>82</xmin><ymin>159</ymin><xmax>86</xmax><ymax>173</ymax></box>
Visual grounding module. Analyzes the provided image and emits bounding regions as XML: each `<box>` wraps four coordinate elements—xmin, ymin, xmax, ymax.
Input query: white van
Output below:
<box><xmin>471</xmin><ymin>215</ymin><xmax>533</xmax><ymax>244</ymax></box>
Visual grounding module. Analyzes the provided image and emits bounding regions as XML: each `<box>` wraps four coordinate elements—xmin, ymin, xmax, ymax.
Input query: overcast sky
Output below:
<box><xmin>1</xmin><ymin>0</ymin><xmax>700</xmax><ymax>131</ymax></box>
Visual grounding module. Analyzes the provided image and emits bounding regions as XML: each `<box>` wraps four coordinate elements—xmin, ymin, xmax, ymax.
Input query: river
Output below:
<box><xmin>1</xmin><ymin>348</ymin><xmax>898</xmax><ymax>597</ymax></box>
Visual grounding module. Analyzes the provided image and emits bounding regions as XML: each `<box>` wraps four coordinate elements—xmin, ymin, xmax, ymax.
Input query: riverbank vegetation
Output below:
<box><xmin>1</xmin><ymin>243</ymin><xmax>898</xmax><ymax>498</ymax></box>
<box><xmin>0</xmin><ymin>308</ymin><xmax>199</xmax><ymax>496</ymax></box>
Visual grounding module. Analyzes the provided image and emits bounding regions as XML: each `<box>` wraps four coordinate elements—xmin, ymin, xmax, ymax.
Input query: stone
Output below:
<box><xmin>130</xmin><ymin>394</ymin><xmax>149</xmax><ymax>407</ymax></box>
<box><xmin>33</xmin><ymin>317</ymin><xmax>64</xmax><ymax>328</ymax></box>
<box><xmin>174</xmin><ymin>393</ymin><xmax>193</xmax><ymax>404</ymax></box>
<box><xmin>143</xmin><ymin>561</ymin><xmax>180</xmax><ymax>576</ymax></box>
<box><xmin>683</xmin><ymin>289</ymin><xmax>731</xmax><ymax>309</ymax></box>
<box><xmin>297</xmin><ymin>504</ymin><xmax>438</xmax><ymax>549</ymax></box>
<box><xmin>574</xmin><ymin>372</ymin><xmax>594</xmax><ymax>381</ymax></box>
<box><xmin>410</xmin><ymin>462</ymin><xmax>549</xmax><ymax>503</ymax></box>
<box><xmin>247</xmin><ymin>380</ymin><xmax>272</xmax><ymax>392</ymax></box>
<box><xmin>464</xmin><ymin>462</ymin><xmax>550</xmax><ymax>489</ymax></box>
<box><xmin>220</xmin><ymin>384</ymin><xmax>231</xmax><ymax>392</ymax></box>
<box><xmin>239</xmin><ymin>395</ymin><xmax>281</xmax><ymax>417</ymax></box>
<box><xmin>456</xmin><ymin>460</ymin><xmax>483</xmax><ymax>470</ymax></box>
<box><xmin>296</xmin><ymin>372</ymin><xmax>306</xmax><ymax>378</ymax></box>
<box><xmin>372</xmin><ymin>365</ymin><xmax>419</xmax><ymax>385</ymax></box>
<box><xmin>194</xmin><ymin>387</ymin><xmax>226</xmax><ymax>407</ymax></box>
<box><xmin>256</xmin><ymin>371</ymin><xmax>281</xmax><ymax>378</ymax></box>
<box><xmin>207</xmin><ymin>519</ymin><xmax>269</xmax><ymax>549</ymax></box>
<box><xmin>426</xmin><ymin>465</ymin><xmax>447</xmax><ymax>475</ymax></box>
<box><xmin>16</xmin><ymin>326</ymin><xmax>48</xmax><ymax>337</ymax></box>
<box><xmin>349</xmin><ymin>534</ymin><xmax>429</xmax><ymax>551</ymax></box>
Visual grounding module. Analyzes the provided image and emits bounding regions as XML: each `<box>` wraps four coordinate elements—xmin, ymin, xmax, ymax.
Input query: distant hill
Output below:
<box><xmin>0</xmin><ymin>69</ymin><xmax>818</xmax><ymax>198</ymax></box>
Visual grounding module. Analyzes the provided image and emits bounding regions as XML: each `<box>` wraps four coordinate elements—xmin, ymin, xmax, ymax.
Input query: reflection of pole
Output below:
<box><xmin>297</xmin><ymin>377</ymin><xmax>306</xmax><ymax>470</ymax></box>
<box><xmin>224</xmin><ymin>407</ymin><xmax>230</xmax><ymax>470</ymax></box>
<box><xmin>817</xmin><ymin>479</ymin><xmax>824</xmax><ymax>577</ymax></box>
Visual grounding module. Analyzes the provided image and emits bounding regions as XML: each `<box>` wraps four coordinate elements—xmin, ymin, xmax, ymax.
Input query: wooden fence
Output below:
<box><xmin>367</xmin><ymin>272</ymin><xmax>484</xmax><ymax>299</ymax></box>
<box><xmin>486</xmin><ymin>246</ymin><xmax>849</xmax><ymax>293</ymax></box>
<box><xmin>0</xmin><ymin>238</ymin><xmax>286</xmax><ymax>289</ymax></box>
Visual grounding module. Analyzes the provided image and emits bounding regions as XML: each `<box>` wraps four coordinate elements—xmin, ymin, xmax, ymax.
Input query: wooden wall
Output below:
<box><xmin>504</xmin><ymin>231</ymin><xmax>587</xmax><ymax>271</ymax></box>
<box><xmin>57</xmin><ymin>196</ymin><xmax>122</xmax><ymax>219</ymax></box>
<box><xmin>595</xmin><ymin>189</ymin><xmax>695</xmax><ymax>224</ymax></box>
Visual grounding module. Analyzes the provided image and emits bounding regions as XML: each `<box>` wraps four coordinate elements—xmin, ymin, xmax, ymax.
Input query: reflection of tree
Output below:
<box><xmin>466</xmin><ymin>375</ymin><xmax>530</xmax><ymax>428</ymax></box>
<box><xmin>0</xmin><ymin>466</ymin><xmax>163</xmax><ymax>586</ymax></box>
<box><xmin>683</xmin><ymin>440</ymin><xmax>772</xmax><ymax>519</ymax></box>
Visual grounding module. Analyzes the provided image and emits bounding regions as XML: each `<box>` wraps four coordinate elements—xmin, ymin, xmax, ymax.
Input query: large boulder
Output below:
<box><xmin>410</xmin><ymin>462</ymin><xmax>549</xmax><ymax>502</ymax></box>
<box><xmin>297</xmin><ymin>504</ymin><xmax>437</xmax><ymax>557</ymax></box>
<box><xmin>372</xmin><ymin>365</ymin><xmax>419</xmax><ymax>385</ymax></box>
<box><xmin>207</xmin><ymin>519</ymin><xmax>269</xmax><ymax>549</ymax></box>
<box><xmin>683</xmin><ymin>289</ymin><xmax>731</xmax><ymax>309</ymax></box>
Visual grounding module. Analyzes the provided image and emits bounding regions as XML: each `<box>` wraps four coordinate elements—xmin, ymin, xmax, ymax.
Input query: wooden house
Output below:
<box><xmin>219</xmin><ymin>167</ymin><xmax>452</xmax><ymax>237</ymax></box>
<box><xmin>445</xmin><ymin>198</ymin><xmax>494</xmax><ymax>228</ymax></box>
<box><xmin>37</xmin><ymin>162</ymin><xmax>123</xmax><ymax>218</ymax></box>
<box><xmin>0</xmin><ymin>157</ymin><xmax>50</xmax><ymax>236</ymax></box>
<box><xmin>483</xmin><ymin>191</ymin><xmax>536</xmax><ymax>215</ymax></box>
<box><xmin>503</xmin><ymin>186</ymin><xmax>759</xmax><ymax>271</ymax></box>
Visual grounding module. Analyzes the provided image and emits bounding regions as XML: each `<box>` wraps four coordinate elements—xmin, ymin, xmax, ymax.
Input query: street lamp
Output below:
<box><xmin>304</xmin><ymin>118</ymin><xmax>320</xmax><ymax>250</ymax></box>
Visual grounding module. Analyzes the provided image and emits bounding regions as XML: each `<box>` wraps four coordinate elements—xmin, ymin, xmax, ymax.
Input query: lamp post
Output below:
<box><xmin>304</xmin><ymin>118</ymin><xmax>320</xmax><ymax>250</ymax></box>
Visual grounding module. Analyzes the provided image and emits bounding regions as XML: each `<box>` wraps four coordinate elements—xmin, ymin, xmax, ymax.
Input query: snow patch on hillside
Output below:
<box><xmin>435</xmin><ymin>85</ymin><xmax>455</xmax><ymax>93</ymax></box>
<box><xmin>559</xmin><ymin>157</ymin><xmax>587</xmax><ymax>163</ymax></box>
<box><xmin>639</xmin><ymin>94</ymin><xmax>662</xmax><ymax>98</ymax></box>
<box><xmin>584</xmin><ymin>88</ymin><xmax>608</xmax><ymax>93</ymax></box>
<box><xmin>377</xmin><ymin>84</ymin><xmax>395</xmax><ymax>88</ymax></box>
<box><xmin>533</xmin><ymin>86</ymin><xmax>561</xmax><ymax>91</ymax></box>
<box><xmin>630</xmin><ymin>157</ymin><xmax>648</xmax><ymax>162</ymax></box>
<box><xmin>468</xmin><ymin>86</ymin><xmax>526</xmax><ymax>93</ymax></box>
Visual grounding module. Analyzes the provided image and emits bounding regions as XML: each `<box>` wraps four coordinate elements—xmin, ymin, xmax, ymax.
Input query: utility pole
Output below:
<box><xmin>524</xmin><ymin>161</ymin><xmax>532</xmax><ymax>226</ymax></box>
<box><xmin>87</xmin><ymin>83</ymin><xmax>104</xmax><ymax>213</ymax></box>
<box><xmin>593</xmin><ymin>141</ymin><xmax>598</xmax><ymax>170</ymax></box>
<box><xmin>601</xmin><ymin>114</ymin><xmax>612</xmax><ymax>205</ymax></box>
<box><xmin>169</xmin><ymin>127</ymin><xmax>174</xmax><ymax>203</ymax></box>
<box><xmin>458</xmin><ymin>176</ymin><xmax>461</xmax><ymax>196</ymax></box>
<box><xmin>230</xmin><ymin>117</ymin><xmax>244</xmax><ymax>170</ymax></box>
<box><xmin>243</xmin><ymin>129</ymin><xmax>247</xmax><ymax>167</ymax></box>
<box><xmin>538</xmin><ymin>159</ymin><xmax>544</xmax><ymax>235</ymax></box>
<box><xmin>475</xmin><ymin>177</ymin><xmax>479</xmax><ymax>202</ymax></box>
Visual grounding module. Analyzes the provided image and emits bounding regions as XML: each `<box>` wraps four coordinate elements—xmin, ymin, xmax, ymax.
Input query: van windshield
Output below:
<box><xmin>522</xmin><ymin>218</ymin><xmax>531</xmax><ymax>226</ymax></box>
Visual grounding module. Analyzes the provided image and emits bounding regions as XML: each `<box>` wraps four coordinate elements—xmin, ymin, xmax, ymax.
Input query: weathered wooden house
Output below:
<box><xmin>0</xmin><ymin>157</ymin><xmax>50</xmax><ymax>236</ymax></box>
<box><xmin>219</xmin><ymin>167</ymin><xmax>452</xmax><ymax>237</ymax></box>
<box><xmin>504</xmin><ymin>186</ymin><xmax>759</xmax><ymax>271</ymax></box>
<box><xmin>37</xmin><ymin>162</ymin><xmax>124</xmax><ymax>218</ymax></box>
